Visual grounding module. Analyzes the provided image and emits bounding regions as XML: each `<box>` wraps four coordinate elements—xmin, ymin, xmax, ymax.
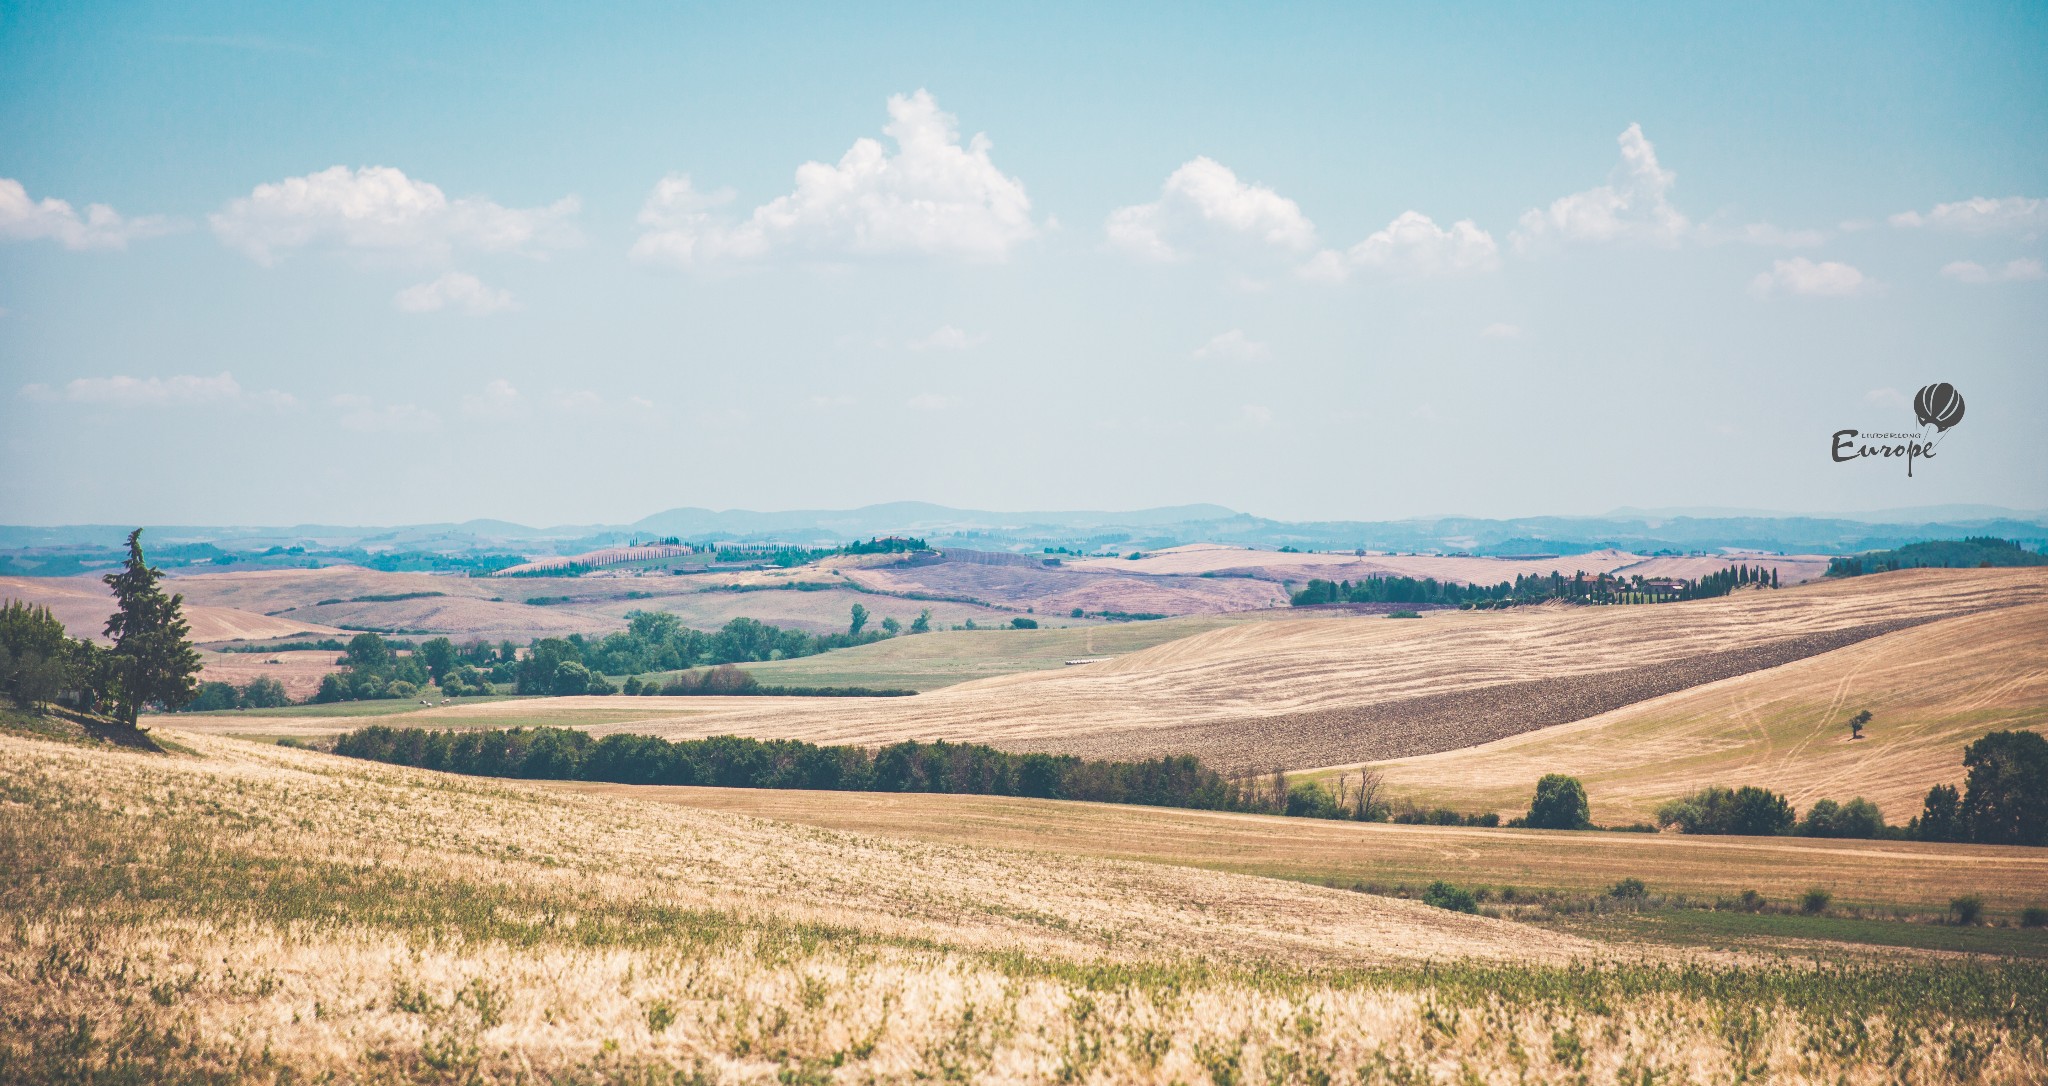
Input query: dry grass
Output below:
<box><xmin>1357</xmin><ymin>599</ymin><xmax>2048</xmax><ymax>823</ymax></box>
<box><xmin>570</xmin><ymin>785</ymin><xmax>2048</xmax><ymax>915</ymax></box>
<box><xmin>0</xmin><ymin>574</ymin><xmax>348</xmax><ymax>644</ymax></box>
<box><xmin>194</xmin><ymin>648</ymin><xmax>346</xmax><ymax>700</ymax></box>
<box><xmin>7</xmin><ymin>727</ymin><xmax>2046</xmax><ymax>1084</ymax></box>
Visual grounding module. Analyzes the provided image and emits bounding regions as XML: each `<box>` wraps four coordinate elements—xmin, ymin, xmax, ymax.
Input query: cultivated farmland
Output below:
<box><xmin>7</xmin><ymin>725</ymin><xmax>2045</xmax><ymax>1084</ymax></box>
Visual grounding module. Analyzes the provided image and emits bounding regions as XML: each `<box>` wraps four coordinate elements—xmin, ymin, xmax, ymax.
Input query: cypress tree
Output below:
<box><xmin>102</xmin><ymin>529</ymin><xmax>202</xmax><ymax>726</ymax></box>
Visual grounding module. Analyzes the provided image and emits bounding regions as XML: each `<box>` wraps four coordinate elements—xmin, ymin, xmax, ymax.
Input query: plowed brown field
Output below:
<box><xmin>1359</xmin><ymin>599</ymin><xmax>2048</xmax><ymax>823</ymax></box>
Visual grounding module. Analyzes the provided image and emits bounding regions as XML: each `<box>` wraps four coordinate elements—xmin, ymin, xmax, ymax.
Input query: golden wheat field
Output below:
<box><xmin>1358</xmin><ymin>600</ymin><xmax>2048</xmax><ymax>823</ymax></box>
<box><xmin>6</xmin><ymin>725</ymin><xmax>2047</xmax><ymax>1084</ymax></box>
<box><xmin>559</xmin><ymin>784</ymin><xmax>2048</xmax><ymax>915</ymax></box>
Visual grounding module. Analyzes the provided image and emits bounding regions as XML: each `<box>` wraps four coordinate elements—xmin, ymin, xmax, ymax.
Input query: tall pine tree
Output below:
<box><xmin>103</xmin><ymin>529</ymin><xmax>201</xmax><ymax>725</ymax></box>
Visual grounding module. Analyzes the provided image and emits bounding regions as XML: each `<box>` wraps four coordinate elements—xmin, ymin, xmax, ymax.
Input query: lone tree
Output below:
<box><xmin>1849</xmin><ymin>709</ymin><xmax>1872</xmax><ymax>740</ymax></box>
<box><xmin>848</xmin><ymin>603</ymin><xmax>870</xmax><ymax>637</ymax></box>
<box><xmin>1526</xmin><ymin>773</ymin><xmax>1593</xmax><ymax>830</ymax></box>
<box><xmin>102</xmin><ymin>529</ymin><xmax>201</xmax><ymax>726</ymax></box>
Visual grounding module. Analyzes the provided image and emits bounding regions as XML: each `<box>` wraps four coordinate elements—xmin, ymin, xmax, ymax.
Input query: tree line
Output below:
<box><xmin>305</xmin><ymin>604</ymin><xmax>936</xmax><ymax>703</ymax></box>
<box><xmin>1827</xmin><ymin>537</ymin><xmax>2047</xmax><ymax>578</ymax></box>
<box><xmin>332</xmin><ymin>726</ymin><xmax>1247</xmax><ymax>808</ymax></box>
<box><xmin>1289</xmin><ymin>564</ymin><xmax>1780</xmax><ymax>610</ymax></box>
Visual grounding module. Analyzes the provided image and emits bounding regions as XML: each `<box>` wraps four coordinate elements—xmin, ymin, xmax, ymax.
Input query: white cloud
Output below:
<box><xmin>906</xmin><ymin>392</ymin><xmax>958</xmax><ymax>411</ymax></box>
<box><xmin>552</xmin><ymin>389</ymin><xmax>603</xmax><ymax>412</ymax></box>
<box><xmin>1889</xmin><ymin>196</ymin><xmax>2046</xmax><ymax>234</ymax></box>
<box><xmin>1939</xmin><ymin>258</ymin><xmax>2045</xmax><ymax>284</ymax></box>
<box><xmin>1106</xmin><ymin>157</ymin><xmax>1316</xmax><ymax>262</ymax></box>
<box><xmin>1479</xmin><ymin>322</ymin><xmax>1524</xmax><ymax>339</ymax></box>
<box><xmin>19</xmin><ymin>371</ymin><xmax>294</xmax><ymax>408</ymax></box>
<box><xmin>1864</xmin><ymin>387</ymin><xmax>1908</xmax><ymax>409</ymax></box>
<box><xmin>1191</xmin><ymin>329</ymin><xmax>1270</xmax><ymax>362</ymax></box>
<box><xmin>1513</xmin><ymin>124</ymin><xmax>1690</xmax><ymax>250</ymax></box>
<box><xmin>633</xmin><ymin>91</ymin><xmax>1035</xmax><ymax>266</ymax></box>
<box><xmin>1301</xmin><ymin>211</ymin><xmax>1499</xmax><ymax>281</ymax></box>
<box><xmin>0</xmin><ymin>177</ymin><xmax>176</xmax><ymax>250</ymax></box>
<box><xmin>907</xmin><ymin>324</ymin><xmax>987</xmax><ymax>351</ymax></box>
<box><xmin>394</xmin><ymin>271</ymin><xmax>516</xmax><ymax>314</ymax></box>
<box><xmin>330</xmin><ymin>393</ymin><xmax>439</xmax><ymax>432</ymax></box>
<box><xmin>211</xmin><ymin>166</ymin><xmax>579</xmax><ymax>264</ymax></box>
<box><xmin>1749</xmin><ymin>257</ymin><xmax>1870</xmax><ymax>298</ymax></box>
<box><xmin>459</xmin><ymin>379</ymin><xmax>526</xmax><ymax>419</ymax></box>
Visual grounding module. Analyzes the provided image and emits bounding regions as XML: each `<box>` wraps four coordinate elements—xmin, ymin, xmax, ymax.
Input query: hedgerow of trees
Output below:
<box><xmin>1289</xmin><ymin>563</ymin><xmax>1779</xmax><ymax>609</ymax></box>
<box><xmin>1827</xmin><ymin>537</ymin><xmax>2048</xmax><ymax>578</ymax></box>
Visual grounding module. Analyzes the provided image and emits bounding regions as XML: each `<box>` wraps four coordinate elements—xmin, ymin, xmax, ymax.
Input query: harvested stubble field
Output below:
<box><xmin>1359</xmin><ymin>598</ymin><xmax>2048</xmax><ymax>824</ymax></box>
<box><xmin>845</xmin><ymin>557</ymin><xmax>1289</xmax><ymax>616</ymax></box>
<box><xmin>193</xmin><ymin>648</ymin><xmax>347</xmax><ymax>701</ymax></box>
<box><xmin>0</xmin><ymin>574</ymin><xmax>348</xmax><ymax>644</ymax></box>
<box><xmin>571</xmin><ymin>785</ymin><xmax>2048</xmax><ymax>915</ymax></box>
<box><xmin>6</xmin><ymin>726</ymin><xmax>2045</xmax><ymax>1084</ymax></box>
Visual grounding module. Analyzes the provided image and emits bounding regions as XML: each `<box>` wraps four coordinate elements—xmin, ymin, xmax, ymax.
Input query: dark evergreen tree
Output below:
<box><xmin>101</xmin><ymin>529</ymin><xmax>202</xmax><ymax>725</ymax></box>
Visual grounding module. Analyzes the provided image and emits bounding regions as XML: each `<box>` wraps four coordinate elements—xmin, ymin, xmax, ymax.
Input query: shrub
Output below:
<box><xmin>2021</xmin><ymin>906</ymin><xmax>2048</xmax><ymax>928</ymax></box>
<box><xmin>1010</xmin><ymin>617</ymin><xmax>1038</xmax><ymax>629</ymax></box>
<box><xmin>1801</xmin><ymin>888</ymin><xmax>1832</xmax><ymax>915</ymax></box>
<box><xmin>1950</xmin><ymin>895</ymin><xmax>1984</xmax><ymax>926</ymax></box>
<box><xmin>1736</xmin><ymin>889</ymin><xmax>1766</xmax><ymax>912</ymax></box>
<box><xmin>1526</xmin><ymin>774</ymin><xmax>1592</xmax><ymax>830</ymax></box>
<box><xmin>1609</xmin><ymin>878</ymin><xmax>1647</xmax><ymax>900</ymax></box>
<box><xmin>1422</xmin><ymin>881</ymin><xmax>1477</xmax><ymax>913</ymax></box>
<box><xmin>1284</xmin><ymin>782</ymin><xmax>1344</xmax><ymax>819</ymax></box>
<box><xmin>1658</xmin><ymin>786</ymin><xmax>1795</xmax><ymax>836</ymax></box>
<box><xmin>386</xmin><ymin>681</ymin><xmax>418</xmax><ymax>699</ymax></box>
<box><xmin>1799</xmin><ymin>797</ymin><xmax>1886</xmax><ymax>838</ymax></box>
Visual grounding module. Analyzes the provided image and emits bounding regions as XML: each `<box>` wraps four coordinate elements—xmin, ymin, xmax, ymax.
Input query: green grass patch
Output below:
<box><xmin>1567</xmin><ymin>907</ymin><xmax>2048</xmax><ymax>959</ymax></box>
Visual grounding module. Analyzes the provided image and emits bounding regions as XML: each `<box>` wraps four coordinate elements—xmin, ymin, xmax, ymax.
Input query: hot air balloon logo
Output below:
<box><xmin>1913</xmin><ymin>383</ymin><xmax>1965</xmax><ymax>432</ymax></box>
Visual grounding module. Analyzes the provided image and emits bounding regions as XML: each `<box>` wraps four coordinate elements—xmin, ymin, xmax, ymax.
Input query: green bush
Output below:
<box><xmin>1801</xmin><ymin>888</ymin><xmax>1833</xmax><ymax>915</ymax></box>
<box><xmin>1609</xmin><ymin>878</ymin><xmax>1647</xmax><ymax>900</ymax></box>
<box><xmin>1658</xmin><ymin>786</ymin><xmax>1795</xmax><ymax>836</ymax></box>
<box><xmin>2021</xmin><ymin>906</ymin><xmax>2048</xmax><ymax>928</ymax></box>
<box><xmin>1422</xmin><ymin>881</ymin><xmax>1478</xmax><ymax>914</ymax></box>
<box><xmin>1950</xmin><ymin>895</ymin><xmax>1985</xmax><ymax>926</ymax></box>
<box><xmin>1526</xmin><ymin>774</ymin><xmax>1593</xmax><ymax>830</ymax></box>
<box><xmin>1799</xmin><ymin>797</ymin><xmax>1886</xmax><ymax>838</ymax></box>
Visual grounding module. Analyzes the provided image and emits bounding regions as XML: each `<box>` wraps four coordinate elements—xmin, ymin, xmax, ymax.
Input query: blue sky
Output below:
<box><xmin>3</xmin><ymin>1</ymin><xmax>2044</xmax><ymax>526</ymax></box>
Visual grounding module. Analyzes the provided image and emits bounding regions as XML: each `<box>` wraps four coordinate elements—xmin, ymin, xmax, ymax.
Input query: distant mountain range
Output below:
<box><xmin>3</xmin><ymin>503</ymin><xmax>2045</xmax><ymax>570</ymax></box>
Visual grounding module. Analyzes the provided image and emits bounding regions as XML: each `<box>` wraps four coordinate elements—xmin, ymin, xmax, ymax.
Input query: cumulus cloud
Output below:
<box><xmin>211</xmin><ymin>166</ymin><xmax>579</xmax><ymax>264</ymax></box>
<box><xmin>329</xmin><ymin>393</ymin><xmax>439</xmax><ymax>432</ymax></box>
<box><xmin>0</xmin><ymin>177</ymin><xmax>176</xmax><ymax>250</ymax></box>
<box><xmin>394</xmin><ymin>271</ymin><xmax>516</xmax><ymax>314</ymax></box>
<box><xmin>1939</xmin><ymin>258</ymin><xmax>2045</xmax><ymax>284</ymax></box>
<box><xmin>1514</xmin><ymin>124</ymin><xmax>1691</xmax><ymax>250</ymax></box>
<box><xmin>1106</xmin><ymin>157</ymin><xmax>1316</xmax><ymax>262</ymax></box>
<box><xmin>633</xmin><ymin>91</ymin><xmax>1035</xmax><ymax>267</ymax></box>
<box><xmin>1890</xmin><ymin>196</ymin><xmax>2046</xmax><ymax>234</ymax></box>
<box><xmin>907</xmin><ymin>324</ymin><xmax>987</xmax><ymax>351</ymax></box>
<box><xmin>1191</xmin><ymin>329</ymin><xmax>1270</xmax><ymax>362</ymax></box>
<box><xmin>1301</xmin><ymin>211</ymin><xmax>1499</xmax><ymax>281</ymax></box>
<box><xmin>18</xmin><ymin>371</ymin><xmax>294</xmax><ymax>408</ymax></box>
<box><xmin>1749</xmin><ymin>257</ymin><xmax>1870</xmax><ymax>297</ymax></box>
<box><xmin>459</xmin><ymin>379</ymin><xmax>526</xmax><ymax>419</ymax></box>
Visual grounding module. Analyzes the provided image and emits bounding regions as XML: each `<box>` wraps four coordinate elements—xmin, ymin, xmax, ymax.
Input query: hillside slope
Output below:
<box><xmin>1363</xmin><ymin>599</ymin><xmax>2048</xmax><ymax>823</ymax></box>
